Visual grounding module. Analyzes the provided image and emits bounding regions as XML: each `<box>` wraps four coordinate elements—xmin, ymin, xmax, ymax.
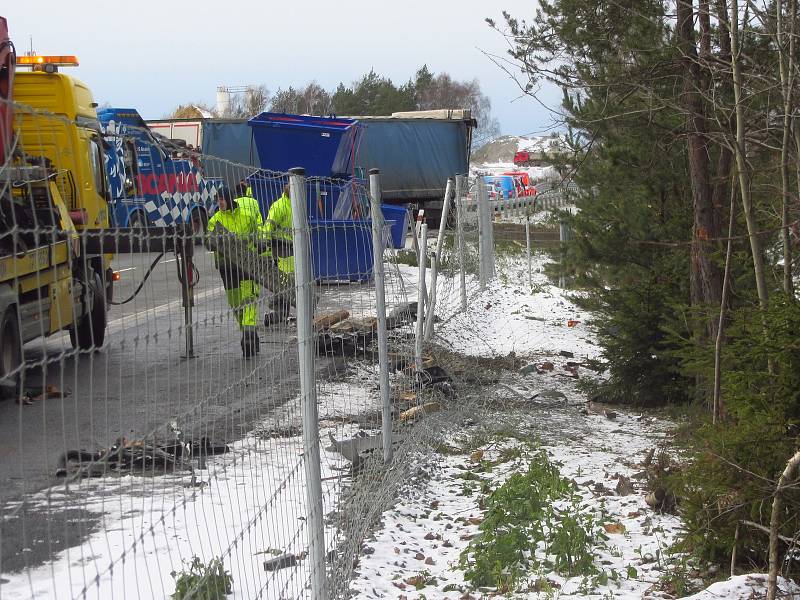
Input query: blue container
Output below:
<box><xmin>310</xmin><ymin>220</ymin><xmax>374</xmax><ymax>282</ymax></box>
<box><xmin>247</xmin><ymin>173</ymin><xmax>363</xmax><ymax>222</ymax></box>
<box><xmin>248</xmin><ymin>113</ymin><xmax>360</xmax><ymax>177</ymax></box>
<box><xmin>380</xmin><ymin>204</ymin><xmax>408</xmax><ymax>249</ymax></box>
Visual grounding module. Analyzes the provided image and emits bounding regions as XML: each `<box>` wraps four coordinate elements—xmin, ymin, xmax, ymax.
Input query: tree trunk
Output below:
<box><xmin>678</xmin><ymin>0</ymin><xmax>722</xmax><ymax>327</ymax></box>
<box><xmin>767</xmin><ymin>449</ymin><xmax>800</xmax><ymax>600</ymax></box>
<box><xmin>729</xmin><ymin>0</ymin><xmax>770</xmax><ymax>311</ymax></box>
<box><xmin>712</xmin><ymin>0</ymin><xmax>734</xmax><ymax>237</ymax></box>
<box><xmin>712</xmin><ymin>178</ymin><xmax>736</xmax><ymax>423</ymax></box>
<box><xmin>777</xmin><ymin>0</ymin><xmax>796</xmax><ymax>297</ymax></box>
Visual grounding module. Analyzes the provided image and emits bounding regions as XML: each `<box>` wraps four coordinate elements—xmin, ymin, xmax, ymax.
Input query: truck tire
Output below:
<box><xmin>0</xmin><ymin>308</ymin><xmax>22</xmax><ymax>397</ymax></box>
<box><xmin>72</xmin><ymin>273</ymin><xmax>107</xmax><ymax>351</ymax></box>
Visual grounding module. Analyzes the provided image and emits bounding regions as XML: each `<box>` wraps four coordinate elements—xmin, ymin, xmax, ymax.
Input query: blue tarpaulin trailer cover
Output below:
<box><xmin>353</xmin><ymin>118</ymin><xmax>471</xmax><ymax>203</ymax></box>
<box><xmin>201</xmin><ymin>120</ymin><xmax>261</xmax><ymax>188</ymax></box>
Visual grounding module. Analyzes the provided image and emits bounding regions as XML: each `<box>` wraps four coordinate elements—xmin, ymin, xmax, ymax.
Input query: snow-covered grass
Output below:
<box><xmin>346</xmin><ymin>250</ymin><xmax>799</xmax><ymax>599</ymax></box>
<box><xmin>3</xmin><ymin>244</ymin><xmax>798</xmax><ymax>600</ymax></box>
<box><xmin>681</xmin><ymin>574</ymin><xmax>800</xmax><ymax>599</ymax></box>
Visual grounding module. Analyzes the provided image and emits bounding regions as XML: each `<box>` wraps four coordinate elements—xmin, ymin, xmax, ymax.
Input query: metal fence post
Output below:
<box><xmin>423</xmin><ymin>178</ymin><xmax>453</xmax><ymax>342</ymax></box>
<box><xmin>559</xmin><ymin>217</ymin><xmax>572</xmax><ymax>290</ymax></box>
<box><xmin>477</xmin><ymin>178</ymin><xmax>487</xmax><ymax>290</ymax></box>
<box><xmin>415</xmin><ymin>223</ymin><xmax>427</xmax><ymax>374</ymax></box>
<box><xmin>369</xmin><ymin>169</ymin><xmax>393</xmax><ymax>464</ymax></box>
<box><xmin>525</xmin><ymin>216</ymin><xmax>532</xmax><ymax>290</ymax></box>
<box><xmin>289</xmin><ymin>167</ymin><xmax>327</xmax><ymax>599</ymax></box>
<box><xmin>455</xmin><ymin>175</ymin><xmax>467</xmax><ymax>312</ymax></box>
<box><xmin>477</xmin><ymin>178</ymin><xmax>495</xmax><ymax>289</ymax></box>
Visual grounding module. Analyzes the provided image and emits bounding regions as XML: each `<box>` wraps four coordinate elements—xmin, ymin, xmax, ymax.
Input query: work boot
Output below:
<box><xmin>241</xmin><ymin>330</ymin><xmax>259</xmax><ymax>357</ymax></box>
<box><xmin>263</xmin><ymin>311</ymin><xmax>279</xmax><ymax>328</ymax></box>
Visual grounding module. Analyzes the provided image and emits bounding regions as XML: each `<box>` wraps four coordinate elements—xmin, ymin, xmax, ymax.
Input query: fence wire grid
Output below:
<box><xmin>0</xmin><ymin>97</ymin><xmax>573</xmax><ymax>599</ymax></box>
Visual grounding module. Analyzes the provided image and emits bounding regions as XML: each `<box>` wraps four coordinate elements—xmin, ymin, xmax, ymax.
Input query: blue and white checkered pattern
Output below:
<box><xmin>143</xmin><ymin>179</ymin><xmax>219</xmax><ymax>226</ymax></box>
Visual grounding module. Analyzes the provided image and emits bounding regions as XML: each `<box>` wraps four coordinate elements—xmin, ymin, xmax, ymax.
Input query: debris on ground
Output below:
<box><xmin>399</xmin><ymin>402</ymin><xmax>442</xmax><ymax>423</ymax></box>
<box><xmin>262</xmin><ymin>552</ymin><xmax>305</xmax><ymax>572</ymax></box>
<box><xmin>15</xmin><ymin>384</ymin><xmax>71</xmax><ymax>405</ymax></box>
<box><xmin>55</xmin><ymin>437</ymin><xmax>229</xmax><ymax>478</ymax></box>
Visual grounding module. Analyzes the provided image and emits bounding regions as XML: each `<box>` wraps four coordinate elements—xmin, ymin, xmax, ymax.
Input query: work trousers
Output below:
<box><xmin>226</xmin><ymin>280</ymin><xmax>259</xmax><ymax>329</ymax></box>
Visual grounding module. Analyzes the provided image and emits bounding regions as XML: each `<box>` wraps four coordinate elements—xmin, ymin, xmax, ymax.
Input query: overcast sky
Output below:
<box><xmin>5</xmin><ymin>1</ymin><xmax>562</xmax><ymax>137</ymax></box>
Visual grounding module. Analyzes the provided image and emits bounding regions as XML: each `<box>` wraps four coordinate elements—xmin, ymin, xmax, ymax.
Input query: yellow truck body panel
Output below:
<box><xmin>13</xmin><ymin>71</ymin><xmax>110</xmax><ymax>231</ymax></box>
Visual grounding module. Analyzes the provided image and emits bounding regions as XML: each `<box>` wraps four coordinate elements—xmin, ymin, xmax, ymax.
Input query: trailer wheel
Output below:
<box><xmin>0</xmin><ymin>308</ymin><xmax>22</xmax><ymax>397</ymax></box>
<box><xmin>72</xmin><ymin>273</ymin><xmax>107</xmax><ymax>351</ymax></box>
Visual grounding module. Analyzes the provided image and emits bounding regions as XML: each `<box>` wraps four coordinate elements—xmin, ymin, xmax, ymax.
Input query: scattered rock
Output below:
<box><xmin>559</xmin><ymin>350</ymin><xmax>575</xmax><ymax>358</ymax></box>
<box><xmin>414</xmin><ymin>552</ymin><xmax>425</xmax><ymax>561</ymax></box>
<box><xmin>520</xmin><ymin>363</ymin><xmax>539</xmax><ymax>376</ymax></box>
<box><xmin>563</xmin><ymin>364</ymin><xmax>579</xmax><ymax>377</ymax></box>
<box><xmin>587</xmin><ymin>402</ymin><xmax>617</xmax><ymax>419</ymax></box>
<box><xmin>645</xmin><ymin>487</ymin><xmax>676</xmax><ymax>513</ymax></box>
<box><xmin>469</xmin><ymin>449</ymin><xmax>484</xmax><ymax>463</ymax></box>
<box><xmin>532</xmin><ymin>388</ymin><xmax>567</xmax><ymax>401</ymax></box>
<box><xmin>593</xmin><ymin>482</ymin><xmax>612</xmax><ymax>495</ymax></box>
<box><xmin>615</xmin><ymin>475</ymin><xmax>634</xmax><ymax>496</ymax></box>
<box><xmin>642</xmin><ymin>448</ymin><xmax>655</xmax><ymax>467</ymax></box>
<box><xmin>424</xmin><ymin>557</ymin><xmax>435</xmax><ymax>565</ymax></box>
<box><xmin>467</xmin><ymin>516</ymin><xmax>483</xmax><ymax>526</ymax></box>
<box><xmin>540</xmin><ymin>361</ymin><xmax>555</xmax><ymax>372</ymax></box>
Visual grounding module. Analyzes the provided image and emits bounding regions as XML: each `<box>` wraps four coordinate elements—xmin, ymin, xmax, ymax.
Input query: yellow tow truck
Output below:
<box><xmin>0</xmin><ymin>39</ymin><xmax>113</xmax><ymax>393</ymax></box>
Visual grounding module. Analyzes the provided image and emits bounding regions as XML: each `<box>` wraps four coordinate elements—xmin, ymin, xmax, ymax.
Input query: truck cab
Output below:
<box><xmin>0</xmin><ymin>51</ymin><xmax>112</xmax><ymax>391</ymax></box>
<box><xmin>98</xmin><ymin>108</ymin><xmax>220</xmax><ymax>232</ymax></box>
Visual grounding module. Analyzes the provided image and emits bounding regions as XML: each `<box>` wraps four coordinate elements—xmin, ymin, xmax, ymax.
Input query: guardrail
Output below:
<box><xmin>489</xmin><ymin>181</ymin><xmax>579</xmax><ymax>218</ymax></box>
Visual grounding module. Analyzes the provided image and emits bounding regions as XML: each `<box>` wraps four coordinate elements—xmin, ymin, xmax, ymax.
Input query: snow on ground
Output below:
<box><xmin>1</xmin><ymin>430</ymin><xmax>344</xmax><ymax>599</ymax></box>
<box><xmin>347</xmin><ymin>251</ymin><xmax>799</xmax><ymax>599</ymax></box>
<box><xmin>0</xmin><ymin>276</ymin><xmax>392</xmax><ymax>599</ymax></box>
<box><xmin>681</xmin><ymin>574</ymin><xmax>800</xmax><ymax>599</ymax></box>
<box><xmin>434</xmin><ymin>251</ymin><xmax>596</xmax><ymax>360</ymax></box>
<box><xmin>517</xmin><ymin>135</ymin><xmax>568</xmax><ymax>155</ymax></box>
<box><xmin>349</xmin><ymin>402</ymin><xmax>683</xmax><ymax>599</ymax></box>
<box><xmin>470</xmin><ymin>162</ymin><xmax>559</xmax><ymax>182</ymax></box>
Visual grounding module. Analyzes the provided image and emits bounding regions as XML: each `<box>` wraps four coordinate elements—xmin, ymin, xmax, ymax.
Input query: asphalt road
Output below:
<box><xmin>0</xmin><ymin>248</ymin><xmax>344</xmax><ymax>573</ymax></box>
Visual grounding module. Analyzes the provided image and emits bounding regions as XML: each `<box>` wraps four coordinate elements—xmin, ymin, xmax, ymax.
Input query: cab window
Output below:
<box><xmin>89</xmin><ymin>137</ymin><xmax>108</xmax><ymax>198</ymax></box>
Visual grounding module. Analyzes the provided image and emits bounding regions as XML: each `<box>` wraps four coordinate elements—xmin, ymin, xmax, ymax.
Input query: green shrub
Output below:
<box><xmin>459</xmin><ymin>448</ymin><xmax>604</xmax><ymax>591</ymax></box>
<box><xmin>675</xmin><ymin>298</ymin><xmax>800</xmax><ymax>571</ymax></box>
<box><xmin>171</xmin><ymin>556</ymin><xmax>232</xmax><ymax>600</ymax></box>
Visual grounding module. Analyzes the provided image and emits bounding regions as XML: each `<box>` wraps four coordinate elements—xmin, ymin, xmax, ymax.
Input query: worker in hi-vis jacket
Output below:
<box><xmin>207</xmin><ymin>185</ymin><xmax>262</xmax><ymax>357</ymax></box>
<box><xmin>259</xmin><ymin>183</ymin><xmax>295</xmax><ymax>326</ymax></box>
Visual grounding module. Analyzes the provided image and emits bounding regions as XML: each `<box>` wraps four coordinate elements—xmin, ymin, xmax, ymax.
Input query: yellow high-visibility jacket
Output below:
<box><xmin>259</xmin><ymin>193</ymin><xmax>294</xmax><ymax>274</ymax></box>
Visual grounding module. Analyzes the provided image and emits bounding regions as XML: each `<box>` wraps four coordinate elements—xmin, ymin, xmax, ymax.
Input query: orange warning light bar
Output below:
<box><xmin>17</xmin><ymin>55</ymin><xmax>79</xmax><ymax>67</ymax></box>
<box><xmin>112</xmin><ymin>271</ymin><xmax>121</xmax><ymax>282</ymax></box>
